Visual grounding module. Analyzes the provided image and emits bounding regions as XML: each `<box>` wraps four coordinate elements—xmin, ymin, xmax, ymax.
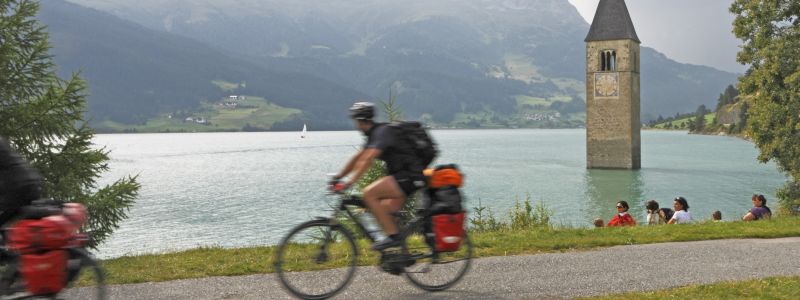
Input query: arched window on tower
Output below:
<box><xmin>600</xmin><ymin>50</ymin><xmax>616</xmax><ymax>71</ymax></box>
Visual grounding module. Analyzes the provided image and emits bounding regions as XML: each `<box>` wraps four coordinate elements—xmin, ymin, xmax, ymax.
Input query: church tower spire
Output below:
<box><xmin>585</xmin><ymin>0</ymin><xmax>640</xmax><ymax>43</ymax></box>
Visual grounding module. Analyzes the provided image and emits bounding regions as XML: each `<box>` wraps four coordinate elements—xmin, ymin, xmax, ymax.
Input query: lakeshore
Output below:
<box><xmin>93</xmin><ymin>129</ymin><xmax>785</xmax><ymax>258</ymax></box>
<box><xmin>78</xmin><ymin>218</ymin><xmax>800</xmax><ymax>287</ymax></box>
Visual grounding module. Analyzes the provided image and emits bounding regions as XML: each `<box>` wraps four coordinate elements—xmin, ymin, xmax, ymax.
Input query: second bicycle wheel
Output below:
<box><xmin>274</xmin><ymin>219</ymin><xmax>358</xmax><ymax>300</ymax></box>
<box><xmin>404</xmin><ymin>231</ymin><xmax>472</xmax><ymax>292</ymax></box>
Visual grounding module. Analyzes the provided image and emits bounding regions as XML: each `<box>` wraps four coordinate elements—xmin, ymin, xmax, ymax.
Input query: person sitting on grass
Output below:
<box><xmin>712</xmin><ymin>210</ymin><xmax>722</xmax><ymax>222</ymax></box>
<box><xmin>668</xmin><ymin>197</ymin><xmax>693</xmax><ymax>224</ymax></box>
<box><xmin>659</xmin><ymin>206</ymin><xmax>674</xmax><ymax>224</ymax></box>
<box><xmin>646</xmin><ymin>199</ymin><xmax>674</xmax><ymax>225</ymax></box>
<box><xmin>645</xmin><ymin>200</ymin><xmax>662</xmax><ymax>225</ymax></box>
<box><xmin>608</xmin><ymin>201</ymin><xmax>636</xmax><ymax>227</ymax></box>
<box><xmin>593</xmin><ymin>218</ymin><xmax>604</xmax><ymax>228</ymax></box>
<box><xmin>743</xmin><ymin>194</ymin><xmax>772</xmax><ymax>221</ymax></box>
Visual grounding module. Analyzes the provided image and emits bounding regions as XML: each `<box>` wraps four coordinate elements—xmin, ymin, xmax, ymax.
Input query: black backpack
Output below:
<box><xmin>388</xmin><ymin>121</ymin><xmax>438</xmax><ymax>168</ymax></box>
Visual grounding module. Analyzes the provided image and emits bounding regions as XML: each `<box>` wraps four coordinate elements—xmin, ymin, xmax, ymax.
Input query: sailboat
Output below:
<box><xmin>301</xmin><ymin>124</ymin><xmax>307</xmax><ymax>139</ymax></box>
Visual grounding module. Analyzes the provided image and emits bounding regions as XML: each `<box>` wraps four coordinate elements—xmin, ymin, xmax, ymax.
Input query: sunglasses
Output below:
<box><xmin>616</xmin><ymin>205</ymin><xmax>624</xmax><ymax>208</ymax></box>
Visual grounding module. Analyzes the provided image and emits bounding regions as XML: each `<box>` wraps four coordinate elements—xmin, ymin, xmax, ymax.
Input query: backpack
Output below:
<box><xmin>388</xmin><ymin>121</ymin><xmax>438</xmax><ymax>168</ymax></box>
<box><xmin>421</xmin><ymin>164</ymin><xmax>465</xmax><ymax>214</ymax></box>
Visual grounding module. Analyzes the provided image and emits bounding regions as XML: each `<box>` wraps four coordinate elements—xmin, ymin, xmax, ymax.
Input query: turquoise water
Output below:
<box><xmin>93</xmin><ymin>130</ymin><xmax>785</xmax><ymax>258</ymax></box>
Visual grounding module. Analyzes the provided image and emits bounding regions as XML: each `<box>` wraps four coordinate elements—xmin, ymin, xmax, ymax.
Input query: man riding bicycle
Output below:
<box><xmin>331</xmin><ymin>102</ymin><xmax>428</xmax><ymax>251</ymax></box>
<box><xmin>0</xmin><ymin>136</ymin><xmax>42</xmax><ymax>226</ymax></box>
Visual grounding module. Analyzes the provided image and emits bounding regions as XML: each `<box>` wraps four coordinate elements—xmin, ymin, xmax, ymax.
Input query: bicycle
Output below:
<box><xmin>0</xmin><ymin>200</ymin><xmax>107</xmax><ymax>300</ymax></box>
<box><xmin>274</xmin><ymin>192</ymin><xmax>472</xmax><ymax>299</ymax></box>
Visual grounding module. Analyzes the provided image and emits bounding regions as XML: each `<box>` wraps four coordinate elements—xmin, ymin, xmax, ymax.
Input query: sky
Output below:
<box><xmin>568</xmin><ymin>0</ymin><xmax>745</xmax><ymax>73</ymax></box>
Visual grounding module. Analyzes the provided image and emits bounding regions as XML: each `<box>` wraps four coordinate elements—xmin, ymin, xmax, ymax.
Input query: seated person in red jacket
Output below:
<box><xmin>608</xmin><ymin>201</ymin><xmax>637</xmax><ymax>227</ymax></box>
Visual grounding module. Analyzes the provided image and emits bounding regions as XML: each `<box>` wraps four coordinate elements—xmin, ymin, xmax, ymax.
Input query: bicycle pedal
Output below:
<box><xmin>405</xmin><ymin>258</ymin><xmax>416</xmax><ymax>267</ymax></box>
<box><xmin>378</xmin><ymin>260</ymin><xmax>405</xmax><ymax>275</ymax></box>
<box><xmin>379</xmin><ymin>252</ymin><xmax>412</xmax><ymax>275</ymax></box>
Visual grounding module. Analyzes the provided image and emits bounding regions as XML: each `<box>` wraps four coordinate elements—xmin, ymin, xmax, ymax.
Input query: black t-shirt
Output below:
<box><xmin>0</xmin><ymin>137</ymin><xmax>41</xmax><ymax>209</ymax></box>
<box><xmin>364</xmin><ymin>123</ymin><xmax>422</xmax><ymax>174</ymax></box>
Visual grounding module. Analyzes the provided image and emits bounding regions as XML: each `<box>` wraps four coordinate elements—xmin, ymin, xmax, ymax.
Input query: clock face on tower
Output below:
<box><xmin>594</xmin><ymin>73</ymin><xmax>619</xmax><ymax>97</ymax></box>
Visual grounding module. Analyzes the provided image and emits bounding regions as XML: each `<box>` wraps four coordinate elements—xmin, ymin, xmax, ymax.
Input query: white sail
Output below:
<box><xmin>301</xmin><ymin>124</ymin><xmax>307</xmax><ymax>138</ymax></box>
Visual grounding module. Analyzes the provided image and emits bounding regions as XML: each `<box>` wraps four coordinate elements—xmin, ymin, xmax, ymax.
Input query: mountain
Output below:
<box><xmin>61</xmin><ymin>0</ymin><xmax>738</xmax><ymax>125</ymax></box>
<box><xmin>40</xmin><ymin>0</ymin><xmax>368</xmax><ymax>128</ymax></box>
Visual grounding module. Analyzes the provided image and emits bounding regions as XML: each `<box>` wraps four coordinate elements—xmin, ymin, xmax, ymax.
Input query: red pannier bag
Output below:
<box><xmin>431</xmin><ymin>212</ymin><xmax>465</xmax><ymax>252</ymax></box>
<box><xmin>7</xmin><ymin>216</ymin><xmax>72</xmax><ymax>254</ymax></box>
<box><xmin>19</xmin><ymin>250</ymin><xmax>68</xmax><ymax>295</ymax></box>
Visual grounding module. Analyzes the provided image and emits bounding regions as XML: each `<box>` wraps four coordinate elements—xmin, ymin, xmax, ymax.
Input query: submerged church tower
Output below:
<box><xmin>585</xmin><ymin>0</ymin><xmax>641</xmax><ymax>169</ymax></box>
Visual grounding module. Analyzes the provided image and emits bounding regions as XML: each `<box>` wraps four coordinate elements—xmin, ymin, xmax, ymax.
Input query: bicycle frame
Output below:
<box><xmin>333</xmin><ymin>194</ymin><xmax>433</xmax><ymax>245</ymax></box>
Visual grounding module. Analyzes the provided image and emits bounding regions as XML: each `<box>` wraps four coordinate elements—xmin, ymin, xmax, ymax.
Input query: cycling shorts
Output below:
<box><xmin>392</xmin><ymin>171</ymin><xmax>426</xmax><ymax>197</ymax></box>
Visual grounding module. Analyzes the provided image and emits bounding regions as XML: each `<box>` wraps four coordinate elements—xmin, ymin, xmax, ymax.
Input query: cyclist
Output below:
<box><xmin>331</xmin><ymin>102</ymin><xmax>427</xmax><ymax>251</ymax></box>
<box><xmin>0</xmin><ymin>136</ymin><xmax>42</xmax><ymax>226</ymax></box>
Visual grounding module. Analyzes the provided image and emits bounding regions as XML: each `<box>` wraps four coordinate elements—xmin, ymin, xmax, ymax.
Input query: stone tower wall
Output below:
<box><xmin>586</xmin><ymin>39</ymin><xmax>641</xmax><ymax>169</ymax></box>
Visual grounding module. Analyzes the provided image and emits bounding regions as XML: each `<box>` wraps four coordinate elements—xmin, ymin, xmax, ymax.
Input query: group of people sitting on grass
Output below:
<box><xmin>594</xmin><ymin>194</ymin><xmax>772</xmax><ymax>227</ymax></box>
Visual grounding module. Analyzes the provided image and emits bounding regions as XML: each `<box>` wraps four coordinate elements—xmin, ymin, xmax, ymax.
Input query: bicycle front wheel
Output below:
<box><xmin>274</xmin><ymin>219</ymin><xmax>358</xmax><ymax>300</ymax></box>
<box><xmin>404</xmin><ymin>231</ymin><xmax>473</xmax><ymax>292</ymax></box>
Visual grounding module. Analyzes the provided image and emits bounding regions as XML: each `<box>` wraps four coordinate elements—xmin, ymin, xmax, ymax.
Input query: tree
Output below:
<box><xmin>0</xmin><ymin>0</ymin><xmax>139</xmax><ymax>246</ymax></box>
<box><xmin>692</xmin><ymin>105</ymin><xmax>707</xmax><ymax>132</ymax></box>
<box><xmin>731</xmin><ymin>0</ymin><xmax>800</xmax><ymax>212</ymax></box>
<box><xmin>716</xmin><ymin>85</ymin><xmax>740</xmax><ymax>110</ymax></box>
<box><xmin>381</xmin><ymin>88</ymin><xmax>404</xmax><ymax>122</ymax></box>
<box><xmin>737</xmin><ymin>102</ymin><xmax>750</xmax><ymax>133</ymax></box>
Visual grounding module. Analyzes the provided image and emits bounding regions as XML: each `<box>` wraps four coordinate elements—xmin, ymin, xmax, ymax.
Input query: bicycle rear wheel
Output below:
<box><xmin>275</xmin><ymin>219</ymin><xmax>358</xmax><ymax>300</ymax></box>
<box><xmin>404</xmin><ymin>231</ymin><xmax>472</xmax><ymax>292</ymax></box>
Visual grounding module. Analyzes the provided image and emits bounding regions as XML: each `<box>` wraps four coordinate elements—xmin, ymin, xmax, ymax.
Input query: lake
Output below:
<box><xmin>93</xmin><ymin>129</ymin><xmax>785</xmax><ymax>258</ymax></box>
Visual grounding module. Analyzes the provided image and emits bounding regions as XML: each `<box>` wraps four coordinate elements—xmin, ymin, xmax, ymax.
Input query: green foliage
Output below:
<box><xmin>91</xmin><ymin>216</ymin><xmax>800</xmax><ymax>285</ymax></box>
<box><xmin>692</xmin><ymin>104</ymin><xmax>707</xmax><ymax>132</ymax></box>
<box><xmin>775</xmin><ymin>181</ymin><xmax>800</xmax><ymax>216</ymax></box>
<box><xmin>469</xmin><ymin>196</ymin><xmax>553</xmax><ymax>232</ymax></box>
<box><xmin>0</xmin><ymin>0</ymin><xmax>139</xmax><ymax>247</ymax></box>
<box><xmin>380</xmin><ymin>88</ymin><xmax>404</xmax><ymax>123</ymax></box>
<box><xmin>731</xmin><ymin>0</ymin><xmax>800</xmax><ymax>213</ymax></box>
<box><xmin>652</xmin><ymin>112</ymin><xmax>715</xmax><ymax>131</ymax></box>
<box><xmin>738</xmin><ymin>101</ymin><xmax>750</xmax><ymax>133</ymax></box>
<box><xmin>508</xmin><ymin>196</ymin><xmax>552</xmax><ymax>230</ymax></box>
<box><xmin>716</xmin><ymin>84</ymin><xmax>740</xmax><ymax>111</ymax></box>
<box><xmin>469</xmin><ymin>199</ymin><xmax>504</xmax><ymax>232</ymax></box>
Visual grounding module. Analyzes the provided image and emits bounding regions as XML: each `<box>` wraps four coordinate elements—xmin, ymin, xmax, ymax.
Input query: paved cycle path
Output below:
<box><xmin>66</xmin><ymin>237</ymin><xmax>800</xmax><ymax>299</ymax></box>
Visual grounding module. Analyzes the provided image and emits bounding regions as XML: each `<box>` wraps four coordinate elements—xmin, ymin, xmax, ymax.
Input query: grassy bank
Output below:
<box><xmin>584</xmin><ymin>276</ymin><xmax>800</xmax><ymax>299</ymax></box>
<box><xmin>81</xmin><ymin>216</ymin><xmax>800</xmax><ymax>286</ymax></box>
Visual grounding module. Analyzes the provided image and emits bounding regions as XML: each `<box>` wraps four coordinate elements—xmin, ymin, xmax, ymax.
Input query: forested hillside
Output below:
<box><xmin>49</xmin><ymin>0</ymin><xmax>740</xmax><ymax>129</ymax></box>
<box><xmin>41</xmin><ymin>0</ymin><xmax>367</xmax><ymax>129</ymax></box>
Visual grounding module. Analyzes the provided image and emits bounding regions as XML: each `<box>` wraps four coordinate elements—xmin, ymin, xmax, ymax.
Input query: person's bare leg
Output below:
<box><xmin>362</xmin><ymin>176</ymin><xmax>406</xmax><ymax>235</ymax></box>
